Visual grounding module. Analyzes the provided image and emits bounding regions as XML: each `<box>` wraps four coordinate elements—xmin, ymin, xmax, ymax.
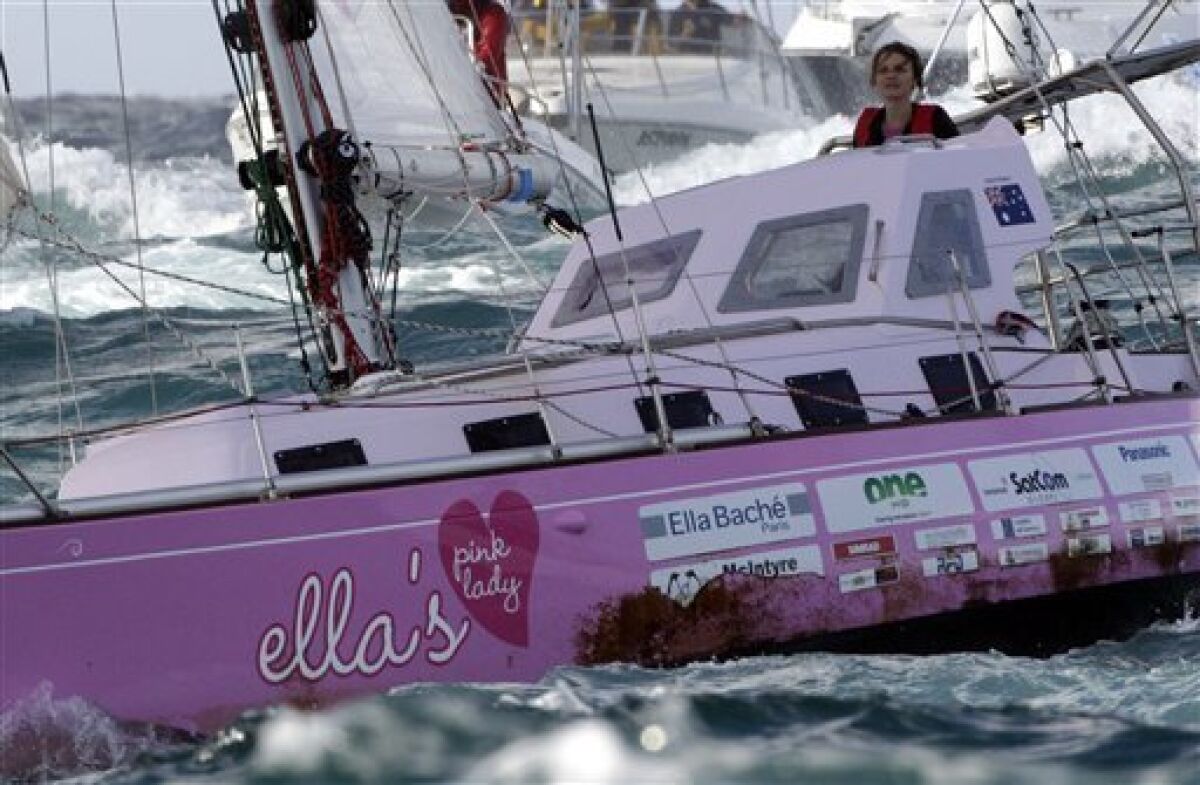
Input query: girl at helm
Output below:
<box><xmin>854</xmin><ymin>42</ymin><xmax>959</xmax><ymax>148</ymax></box>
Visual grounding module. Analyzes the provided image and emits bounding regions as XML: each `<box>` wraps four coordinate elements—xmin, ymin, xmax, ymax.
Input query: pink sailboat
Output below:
<box><xmin>2</xmin><ymin>0</ymin><xmax>1199</xmax><ymax>737</ymax></box>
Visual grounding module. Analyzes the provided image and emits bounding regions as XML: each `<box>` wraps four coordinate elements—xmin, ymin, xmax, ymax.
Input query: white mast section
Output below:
<box><xmin>248</xmin><ymin>0</ymin><xmax>389</xmax><ymax>383</ymax></box>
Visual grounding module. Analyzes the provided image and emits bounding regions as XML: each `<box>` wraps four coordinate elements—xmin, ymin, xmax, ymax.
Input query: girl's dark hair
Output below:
<box><xmin>871</xmin><ymin>41</ymin><xmax>924</xmax><ymax>89</ymax></box>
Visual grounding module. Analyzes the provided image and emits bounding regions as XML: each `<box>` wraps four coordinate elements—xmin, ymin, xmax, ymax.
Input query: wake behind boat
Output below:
<box><xmin>1</xmin><ymin>0</ymin><xmax>1199</xmax><ymax>747</ymax></box>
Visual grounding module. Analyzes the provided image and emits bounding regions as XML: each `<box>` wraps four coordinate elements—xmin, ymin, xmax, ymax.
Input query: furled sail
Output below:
<box><xmin>318</xmin><ymin>0</ymin><xmax>512</xmax><ymax>147</ymax></box>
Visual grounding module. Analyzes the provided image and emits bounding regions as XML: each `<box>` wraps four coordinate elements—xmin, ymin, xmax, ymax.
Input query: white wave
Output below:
<box><xmin>0</xmin><ymin>237</ymin><xmax>280</xmax><ymax>318</ymax></box>
<box><xmin>12</xmin><ymin>139</ymin><xmax>248</xmax><ymax>239</ymax></box>
<box><xmin>612</xmin><ymin>71</ymin><xmax>1198</xmax><ymax>204</ymax></box>
<box><xmin>467</xmin><ymin>718</ymin><xmax>678</xmax><ymax>784</ymax></box>
<box><xmin>611</xmin><ymin>113</ymin><xmax>855</xmax><ymax>204</ymax></box>
<box><xmin>0</xmin><ymin>682</ymin><xmax>151</xmax><ymax>782</ymax></box>
<box><xmin>1019</xmin><ymin>73</ymin><xmax>1200</xmax><ymax>173</ymax></box>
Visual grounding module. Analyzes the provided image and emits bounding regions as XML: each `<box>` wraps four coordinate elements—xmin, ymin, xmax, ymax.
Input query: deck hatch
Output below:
<box><xmin>463</xmin><ymin>413</ymin><xmax>551</xmax><ymax>453</ymax></box>
<box><xmin>635</xmin><ymin>390</ymin><xmax>720</xmax><ymax>432</ymax></box>
<box><xmin>274</xmin><ymin>439</ymin><xmax>368</xmax><ymax>474</ymax></box>
<box><xmin>785</xmin><ymin>369</ymin><xmax>869</xmax><ymax>428</ymax></box>
<box><xmin>919</xmin><ymin>352</ymin><xmax>997</xmax><ymax>414</ymax></box>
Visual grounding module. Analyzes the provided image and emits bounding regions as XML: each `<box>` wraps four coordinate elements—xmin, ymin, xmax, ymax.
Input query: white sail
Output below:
<box><xmin>0</xmin><ymin>106</ymin><xmax>27</xmax><ymax>225</ymax></box>
<box><xmin>318</xmin><ymin>0</ymin><xmax>511</xmax><ymax>148</ymax></box>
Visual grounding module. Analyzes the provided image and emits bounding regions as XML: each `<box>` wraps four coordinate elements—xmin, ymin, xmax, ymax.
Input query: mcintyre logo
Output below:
<box><xmin>863</xmin><ymin>472</ymin><xmax>928</xmax><ymax>504</ymax></box>
<box><xmin>1009</xmin><ymin>469</ymin><xmax>1069</xmax><ymax>494</ymax></box>
<box><xmin>1118</xmin><ymin>443</ymin><xmax>1171</xmax><ymax>462</ymax></box>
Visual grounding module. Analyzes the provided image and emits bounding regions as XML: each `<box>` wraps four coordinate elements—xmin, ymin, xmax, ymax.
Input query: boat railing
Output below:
<box><xmin>0</xmin><ymin>423</ymin><xmax>759</xmax><ymax>527</ymax></box>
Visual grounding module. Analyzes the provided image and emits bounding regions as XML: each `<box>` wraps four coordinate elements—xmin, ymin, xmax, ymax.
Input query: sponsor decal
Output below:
<box><xmin>257</xmin><ymin>550</ymin><xmax>471</xmax><ymax>684</ymax></box>
<box><xmin>1178</xmin><ymin>522</ymin><xmax>1200</xmax><ymax>542</ymax></box>
<box><xmin>914</xmin><ymin>522</ymin><xmax>976</xmax><ymax>550</ymax></box>
<box><xmin>838</xmin><ymin>563</ymin><xmax>899</xmax><ymax>593</ymax></box>
<box><xmin>1066</xmin><ymin>533</ymin><xmax>1113</xmax><ymax>558</ymax></box>
<box><xmin>817</xmin><ymin>463</ymin><xmax>975</xmax><ymax>532</ymax></box>
<box><xmin>921</xmin><ymin>547</ymin><xmax>980</xmax><ymax>577</ymax></box>
<box><xmin>1172</xmin><ymin>495</ymin><xmax>1200</xmax><ymax>519</ymax></box>
<box><xmin>999</xmin><ymin>542</ymin><xmax>1049</xmax><ymax>567</ymax></box>
<box><xmin>1092</xmin><ymin>436</ymin><xmax>1199</xmax><ymax>494</ymax></box>
<box><xmin>639</xmin><ymin>484</ymin><xmax>815</xmax><ymax>562</ymax></box>
<box><xmin>968</xmin><ymin>449</ymin><xmax>1102</xmax><ymax>512</ymax></box>
<box><xmin>1128</xmin><ymin>526</ymin><xmax>1165</xmax><ymax>548</ymax></box>
<box><xmin>833</xmin><ymin>535</ymin><xmax>897</xmax><ymax>561</ymax></box>
<box><xmin>650</xmin><ymin>545</ymin><xmax>824</xmax><ymax>606</ymax></box>
<box><xmin>1060</xmin><ymin>506</ymin><xmax>1109</xmax><ymax>532</ymax></box>
<box><xmin>439</xmin><ymin>492</ymin><xmax>538</xmax><ymax>647</ymax></box>
<box><xmin>990</xmin><ymin>514</ymin><xmax>1046</xmax><ymax>540</ymax></box>
<box><xmin>1119</xmin><ymin>498</ymin><xmax>1163</xmax><ymax>524</ymax></box>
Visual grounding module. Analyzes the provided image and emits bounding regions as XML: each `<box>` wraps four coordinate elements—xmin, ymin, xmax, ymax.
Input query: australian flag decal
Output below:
<box><xmin>984</xmin><ymin>184</ymin><xmax>1035</xmax><ymax>227</ymax></box>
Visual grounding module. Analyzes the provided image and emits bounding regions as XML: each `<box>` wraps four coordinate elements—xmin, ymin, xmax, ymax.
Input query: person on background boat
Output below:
<box><xmin>448</xmin><ymin>0</ymin><xmax>511</xmax><ymax>100</ymax></box>
<box><xmin>668</xmin><ymin>0</ymin><xmax>730</xmax><ymax>53</ymax></box>
<box><xmin>609</xmin><ymin>0</ymin><xmax>664</xmax><ymax>53</ymax></box>
<box><xmin>854</xmin><ymin>41</ymin><xmax>959</xmax><ymax>148</ymax></box>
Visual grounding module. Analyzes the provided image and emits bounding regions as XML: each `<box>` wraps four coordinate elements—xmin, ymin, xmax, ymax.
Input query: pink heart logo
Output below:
<box><xmin>438</xmin><ymin>491</ymin><xmax>539</xmax><ymax>647</ymax></box>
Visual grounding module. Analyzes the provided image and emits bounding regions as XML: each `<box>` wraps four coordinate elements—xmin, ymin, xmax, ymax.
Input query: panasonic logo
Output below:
<box><xmin>1118</xmin><ymin>444</ymin><xmax>1170</xmax><ymax>462</ymax></box>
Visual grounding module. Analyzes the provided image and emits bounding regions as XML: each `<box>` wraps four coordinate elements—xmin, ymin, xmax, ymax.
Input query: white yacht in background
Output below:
<box><xmin>783</xmin><ymin>0</ymin><xmax>1200</xmax><ymax>108</ymax></box>
<box><xmin>508</xmin><ymin>2</ymin><xmax>826</xmax><ymax>172</ymax></box>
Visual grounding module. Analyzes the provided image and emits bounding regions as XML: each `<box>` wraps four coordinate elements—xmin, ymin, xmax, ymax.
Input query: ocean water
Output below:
<box><xmin>1</xmin><ymin>75</ymin><xmax>1198</xmax><ymax>782</ymax></box>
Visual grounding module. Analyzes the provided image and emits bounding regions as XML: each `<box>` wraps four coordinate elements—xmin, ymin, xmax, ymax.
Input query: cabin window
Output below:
<box><xmin>718</xmin><ymin>204</ymin><xmax>869</xmax><ymax>312</ymax></box>
<box><xmin>906</xmin><ymin>190</ymin><xmax>990</xmax><ymax>298</ymax></box>
<box><xmin>551</xmin><ymin>230</ymin><xmax>701</xmax><ymax>327</ymax></box>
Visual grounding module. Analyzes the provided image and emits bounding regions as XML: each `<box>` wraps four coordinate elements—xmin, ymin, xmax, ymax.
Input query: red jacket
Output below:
<box><xmin>854</xmin><ymin>103</ymin><xmax>958</xmax><ymax>148</ymax></box>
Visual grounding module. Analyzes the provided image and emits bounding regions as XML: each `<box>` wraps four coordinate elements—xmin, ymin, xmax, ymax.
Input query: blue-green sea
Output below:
<box><xmin>1</xmin><ymin>78</ymin><xmax>1198</xmax><ymax>783</ymax></box>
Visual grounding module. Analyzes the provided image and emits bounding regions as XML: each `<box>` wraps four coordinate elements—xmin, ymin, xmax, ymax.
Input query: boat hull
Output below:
<box><xmin>3</xmin><ymin>397</ymin><xmax>1199</xmax><ymax>732</ymax></box>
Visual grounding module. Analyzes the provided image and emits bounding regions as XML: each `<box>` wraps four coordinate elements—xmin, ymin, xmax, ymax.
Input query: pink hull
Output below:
<box><xmin>4</xmin><ymin>397</ymin><xmax>1200</xmax><ymax>732</ymax></box>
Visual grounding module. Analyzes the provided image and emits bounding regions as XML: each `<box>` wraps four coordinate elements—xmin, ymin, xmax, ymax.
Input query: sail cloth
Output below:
<box><xmin>318</xmin><ymin>0</ymin><xmax>513</xmax><ymax>148</ymax></box>
<box><xmin>0</xmin><ymin>104</ymin><xmax>28</xmax><ymax>225</ymax></box>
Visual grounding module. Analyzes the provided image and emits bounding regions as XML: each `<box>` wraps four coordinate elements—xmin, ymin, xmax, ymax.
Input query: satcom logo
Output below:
<box><xmin>864</xmin><ymin>472</ymin><xmax>928</xmax><ymax>504</ymax></box>
<box><xmin>1009</xmin><ymin>469</ymin><xmax>1069</xmax><ymax>494</ymax></box>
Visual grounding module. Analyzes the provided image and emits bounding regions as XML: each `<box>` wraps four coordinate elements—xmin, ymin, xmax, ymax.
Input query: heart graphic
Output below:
<box><xmin>438</xmin><ymin>491</ymin><xmax>539</xmax><ymax>647</ymax></box>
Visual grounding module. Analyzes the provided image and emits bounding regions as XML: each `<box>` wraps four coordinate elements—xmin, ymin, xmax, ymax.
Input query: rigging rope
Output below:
<box><xmin>12</xmin><ymin>209</ymin><xmax>245</xmax><ymax>396</ymax></box>
<box><xmin>7</xmin><ymin>15</ymin><xmax>86</xmax><ymax>465</ymax></box>
<box><xmin>109</xmin><ymin>0</ymin><xmax>158</xmax><ymax>415</ymax></box>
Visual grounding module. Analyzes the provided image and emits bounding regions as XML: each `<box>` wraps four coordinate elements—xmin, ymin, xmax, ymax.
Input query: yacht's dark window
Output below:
<box><xmin>718</xmin><ymin>204</ymin><xmax>869</xmax><ymax>312</ymax></box>
<box><xmin>463</xmin><ymin>413</ymin><xmax>551</xmax><ymax>453</ymax></box>
<box><xmin>634</xmin><ymin>390</ymin><xmax>719</xmax><ymax>432</ymax></box>
<box><xmin>785</xmin><ymin>370</ymin><xmax>869</xmax><ymax>428</ymax></box>
<box><xmin>919</xmin><ymin>352</ymin><xmax>997</xmax><ymax>414</ymax></box>
<box><xmin>906</xmin><ymin>190</ymin><xmax>990</xmax><ymax>298</ymax></box>
<box><xmin>274</xmin><ymin>439</ymin><xmax>367</xmax><ymax>474</ymax></box>
<box><xmin>551</xmin><ymin>230</ymin><xmax>701</xmax><ymax>327</ymax></box>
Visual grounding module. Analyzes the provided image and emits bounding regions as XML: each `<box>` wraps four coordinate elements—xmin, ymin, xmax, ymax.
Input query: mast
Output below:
<box><xmin>223</xmin><ymin>0</ymin><xmax>590</xmax><ymax>388</ymax></box>
<box><xmin>244</xmin><ymin>0</ymin><xmax>393</xmax><ymax>389</ymax></box>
